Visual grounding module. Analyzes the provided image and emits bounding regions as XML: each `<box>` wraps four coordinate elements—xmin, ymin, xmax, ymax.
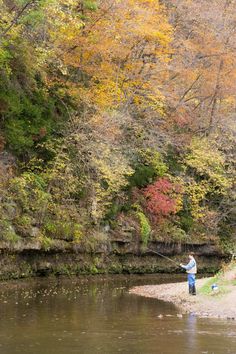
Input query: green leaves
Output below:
<box><xmin>3</xmin><ymin>92</ymin><xmax>56</xmax><ymax>155</ymax></box>
<box><xmin>136</xmin><ymin>210</ymin><xmax>151</xmax><ymax>247</ymax></box>
<box><xmin>83</xmin><ymin>0</ymin><xmax>97</xmax><ymax>11</ymax></box>
<box><xmin>129</xmin><ymin>149</ymin><xmax>168</xmax><ymax>188</ymax></box>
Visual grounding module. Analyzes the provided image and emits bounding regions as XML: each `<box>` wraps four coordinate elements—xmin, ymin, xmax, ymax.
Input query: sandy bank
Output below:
<box><xmin>129</xmin><ymin>278</ymin><xmax>236</xmax><ymax>319</ymax></box>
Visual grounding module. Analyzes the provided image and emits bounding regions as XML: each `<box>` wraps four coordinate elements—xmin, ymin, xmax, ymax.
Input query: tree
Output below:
<box><xmin>57</xmin><ymin>0</ymin><xmax>172</xmax><ymax>114</ymax></box>
<box><xmin>142</xmin><ymin>178</ymin><xmax>180</xmax><ymax>222</ymax></box>
<box><xmin>163</xmin><ymin>0</ymin><xmax>236</xmax><ymax>138</ymax></box>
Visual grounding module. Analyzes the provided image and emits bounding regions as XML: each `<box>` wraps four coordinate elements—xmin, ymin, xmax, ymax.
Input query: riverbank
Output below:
<box><xmin>130</xmin><ymin>264</ymin><xmax>236</xmax><ymax>319</ymax></box>
<box><xmin>0</xmin><ymin>239</ymin><xmax>225</xmax><ymax>280</ymax></box>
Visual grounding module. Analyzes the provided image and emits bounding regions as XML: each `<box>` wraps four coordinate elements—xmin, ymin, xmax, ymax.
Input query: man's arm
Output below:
<box><xmin>180</xmin><ymin>260</ymin><xmax>195</xmax><ymax>270</ymax></box>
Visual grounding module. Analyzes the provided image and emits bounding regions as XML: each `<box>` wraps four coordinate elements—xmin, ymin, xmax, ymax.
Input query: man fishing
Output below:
<box><xmin>180</xmin><ymin>252</ymin><xmax>197</xmax><ymax>295</ymax></box>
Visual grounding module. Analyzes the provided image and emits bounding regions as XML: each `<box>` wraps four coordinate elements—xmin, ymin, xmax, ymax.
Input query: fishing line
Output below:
<box><xmin>146</xmin><ymin>248</ymin><xmax>180</xmax><ymax>266</ymax></box>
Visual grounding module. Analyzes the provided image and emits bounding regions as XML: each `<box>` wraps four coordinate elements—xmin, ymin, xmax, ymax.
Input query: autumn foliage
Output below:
<box><xmin>0</xmin><ymin>0</ymin><xmax>235</xmax><ymax>249</ymax></box>
<box><xmin>142</xmin><ymin>178</ymin><xmax>179</xmax><ymax>222</ymax></box>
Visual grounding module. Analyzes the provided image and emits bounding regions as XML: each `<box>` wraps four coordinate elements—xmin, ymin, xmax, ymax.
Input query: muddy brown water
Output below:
<box><xmin>0</xmin><ymin>275</ymin><xmax>235</xmax><ymax>354</ymax></box>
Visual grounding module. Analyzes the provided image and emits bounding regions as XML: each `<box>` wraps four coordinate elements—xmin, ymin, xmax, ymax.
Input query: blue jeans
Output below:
<box><xmin>187</xmin><ymin>273</ymin><xmax>195</xmax><ymax>286</ymax></box>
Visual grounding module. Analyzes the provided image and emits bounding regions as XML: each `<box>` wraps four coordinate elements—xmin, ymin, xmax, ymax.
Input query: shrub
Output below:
<box><xmin>178</xmin><ymin>213</ymin><xmax>194</xmax><ymax>232</ymax></box>
<box><xmin>143</xmin><ymin>178</ymin><xmax>179</xmax><ymax>222</ymax></box>
<box><xmin>184</xmin><ymin>137</ymin><xmax>231</xmax><ymax>192</ymax></box>
<box><xmin>39</xmin><ymin>234</ymin><xmax>53</xmax><ymax>251</ymax></box>
<box><xmin>44</xmin><ymin>220</ymin><xmax>83</xmax><ymax>241</ymax></box>
<box><xmin>14</xmin><ymin>214</ymin><xmax>33</xmax><ymax>237</ymax></box>
<box><xmin>0</xmin><ymin>220</ymin><xmax>20</xmax><ymax>244</ymax></box>
<box><xmin>154</xmin><ymin>221</ymin><xmax>187</xmax><ymax>243</ymax></box>
<box><xmin>136</xmin><ymin>211</ymin><xmax>151</xmax><ymax>246</ymax></box>
<box><xmin>129</xmin><ymin>149</ymin><xmax>168</xmax><ymax>188</ymax></box>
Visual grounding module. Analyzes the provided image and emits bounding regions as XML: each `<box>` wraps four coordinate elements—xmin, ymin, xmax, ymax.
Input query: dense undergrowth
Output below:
<box><xmin>0</xmin><ymin>0</ymin><xmax>235</xmax><ymax>254</ymax></box>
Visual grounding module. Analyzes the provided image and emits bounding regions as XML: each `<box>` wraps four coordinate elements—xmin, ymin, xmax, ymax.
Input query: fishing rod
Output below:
<box><xmin>146</xmin><ymin>248</ymin><xmax>180</xmax><ymax>266</ymax></box>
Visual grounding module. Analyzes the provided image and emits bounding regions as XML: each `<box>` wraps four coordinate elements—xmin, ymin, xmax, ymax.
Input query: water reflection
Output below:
<box><xmin>186</xmin><ymin>314</ymin><xmax>198</xmax><ymax>353</ymax></box>
<box><xmin>0</xmin><ymin>275</ymin><xmax>235</xmax><ymax>354</ymax></box>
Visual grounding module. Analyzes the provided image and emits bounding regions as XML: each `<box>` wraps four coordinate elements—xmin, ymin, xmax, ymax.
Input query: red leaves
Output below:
<box><xmin>142</xmin><ymin>178</ymin><xmax>178</xmax><ymax>221</ymax></box>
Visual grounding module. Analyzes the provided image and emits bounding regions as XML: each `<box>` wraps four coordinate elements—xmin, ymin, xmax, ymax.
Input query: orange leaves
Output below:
<box><xmin>166</xmin><ymin>0</ymin><xmax>236</xmax><ymax>136</ymax></box>
<box><xmin>52</xmin><ymin>0</ymin><xmax>172</xmax><ymax>113</ymax></box>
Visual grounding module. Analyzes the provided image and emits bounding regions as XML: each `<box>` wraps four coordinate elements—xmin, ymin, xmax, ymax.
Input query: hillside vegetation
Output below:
<box><xmin>0</xmin><ymin>0</ymin><xmax>235</xmax><ymax>254</ymax></box>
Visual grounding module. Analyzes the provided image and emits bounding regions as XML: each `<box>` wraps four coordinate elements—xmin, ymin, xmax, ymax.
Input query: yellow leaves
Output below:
<box><xmin>1</xmin><ymin>0</ymin><xmax>173</xmax><ymax>115</ymax></box>
<box><xmin>0</xmin><ymin>0</ymin><xmax>29</xmax><ymax>53</ymax></box>
<box><xmin>88</xmin><ymin>142</ymin><xmax>134</xmax><ymax>220</ymax></box>
<box><xmin>184</xmin><ymin>137</ymin><xmax>231</xmax><ymax>192</ymax></box>
<box><xmin>131</xmin><ymin>82</ymin><xmax>166</xmax><ymax>115</ymax></box>
<box><xmin>220</xmin><ymin>96</ymin><xmax>236</xmax><ymax>113</ymax></box>
<box><xmin>174</xmin><ymin>195</ymin><xmax>184</xmax><ymax>214</ymax></box>
<box><xmin>168</xmin><ymin>176</ymin><xmax>184</xmax><ymax>213</ymax></box>
<box><xmin>92</xmin><ymin>143</ymin><xmax>133</xmax><ymax>194</ymax></box>
<box><xmin>82</xmin><ymin>79</ymin><xmax>124</xmax><ymax>111</ymax></box>
<box><xmin>53</xmin><ymin>0</ymin><xmax>173</xmax><ymax>113</ymax></box>
<box><xmin>169</xmin><ymin>175</ymin><xmax>209</xmax><ymax>220</ymax></box>
<box><xmin>45</xmin><ymin>0</ymin><xmax>84</xmax><ymax>45</ymax></box>
<box><xmin>144</xmin><ymin>92</ymin><xmax>166</xmax><ymax>115</ymax></box>
<box><xmin>185</xmin><ymin>180</ymin><xmax>209</xmax><ymax>219</ymax></box>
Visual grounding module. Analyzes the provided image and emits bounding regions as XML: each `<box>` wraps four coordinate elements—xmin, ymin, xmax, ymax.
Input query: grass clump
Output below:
<box><xmin>199</xmin><ymin>261</ymin><xmax>236</xmax><ymax>296</ymax></box>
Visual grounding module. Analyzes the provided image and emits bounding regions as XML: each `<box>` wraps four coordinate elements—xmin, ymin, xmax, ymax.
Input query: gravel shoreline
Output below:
<box><xmin>129</xmin><ymin>277</ymin><xmax>236</xmax><ymax>320</ymax></box>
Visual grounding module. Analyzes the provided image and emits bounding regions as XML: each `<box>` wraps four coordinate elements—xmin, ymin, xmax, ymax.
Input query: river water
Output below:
<box><xmin>0</xmin><ymin>275</ymin><xmax>235</xmax><ymax>354</ymax></box>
